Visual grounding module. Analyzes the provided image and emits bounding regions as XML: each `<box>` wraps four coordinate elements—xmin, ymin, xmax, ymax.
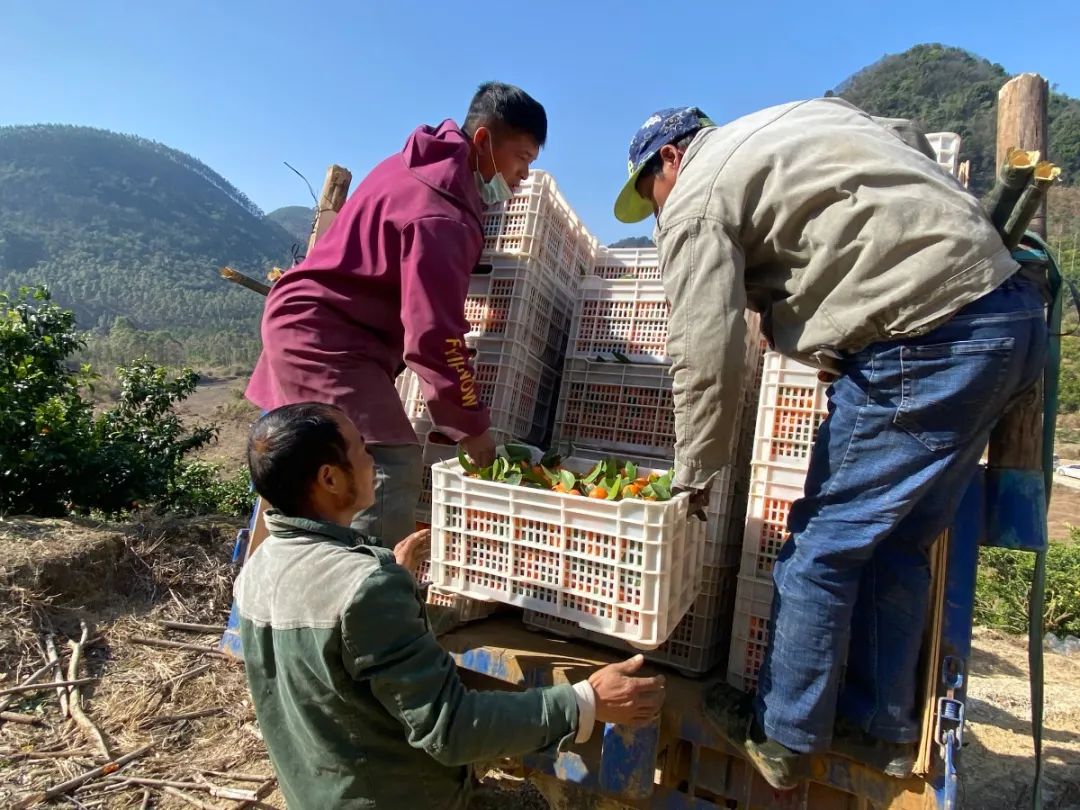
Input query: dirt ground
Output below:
<box><xmin>174</xmin><ymin>376</ymin><xmax>258</xmax><ymax>471</ymax></box>
<box><xmin>0</xmin><ymin>514</ymin><xmax>1078</xmax><ymax>809</ymax></box>
<box><xmin>0</xmin><ymin>516</ymin><xmax>553</xmax><ymax>809</ymax></box>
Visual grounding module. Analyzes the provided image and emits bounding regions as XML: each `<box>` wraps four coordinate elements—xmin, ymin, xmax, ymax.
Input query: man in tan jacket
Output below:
<box><xmin>614</xmin><ymin>101</ymin><xmax>1047</xmax><ymax>789</ymax></box>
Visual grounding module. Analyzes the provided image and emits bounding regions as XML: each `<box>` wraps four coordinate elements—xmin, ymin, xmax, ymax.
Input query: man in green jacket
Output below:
<box><xmin>613</xmin><ymin>101</ymin><xmax>1046</xmax><ymax>789</ymax></box>
<box><xmin>235</xmin><ymin>402</ymin><xmax>666</xmax><ymax>809</ymax></box>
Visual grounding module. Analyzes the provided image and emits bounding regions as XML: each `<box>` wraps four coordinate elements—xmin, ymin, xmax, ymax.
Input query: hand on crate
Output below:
<box><xmin>672</xmin><ymin>486</ymin><xmax>709</xmax><ymax>521</ymax></box>
<box><xmin>588</xmin><ymin>654</ymin><xmax>665</xmax><ymax>727</ymax></box>
<box><xmin>459</xmin><ymin>430</ymin><xmax>497</xmax><ymax>467</ymax></box>
<box><xmin>394</xmin><ymin>528</ymin><xmax>431</xmax><ymax>576</ymax></box>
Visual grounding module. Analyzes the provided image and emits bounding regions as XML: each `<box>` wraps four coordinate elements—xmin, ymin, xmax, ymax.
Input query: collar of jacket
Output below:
<box><xmin>263</xmin><ymin>510</ymin><xmax>379</xmax><ymax>548</ymax></box>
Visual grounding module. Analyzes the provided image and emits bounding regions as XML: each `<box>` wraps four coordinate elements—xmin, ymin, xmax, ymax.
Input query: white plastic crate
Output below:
<box><xmin>751</xmin><ymin>352</ymin><xmax>829</xmax><ymax>469</ymax></box>
<box><xmin>524</xmin><ymin>563</ymin><xmax>739</xmax><ymax>675</ymax></box>
<box><xmin>568</xmin><ymin>277</ymin><xmax>671</xmax><ymax>363</ymax></box>
<box><xmin>925</xmin><ymin>131</ymin><xmax>962</xmax><ymax>178</ymax></box>
<box><xmin>416</xmin><ymin>429</ymin><xmax>460</xmax><ymax>524</ymax></box>
<box><xmin>726</xmin><ymin>575</ymin><xmax>774</xmax><ymax>692</ymax></box>
<box><xmin>480</xmin><ymin>170</ymin><xmax>596</xmax><ymax>297</ymax></box>
<box><xmin>553</xmin><ymin>360</ymin><xmax>676</xmax><ymax>457</ymax></box>
<box><xmin>429</xmin><ymin>455</ymin><xmax>705</xmax><ymax>649</ymax></box>
<box><xmin>466</xmin><ymin>257</ymin><xmax>573</xmax><ymax>369</ymax></box>
<box><xmin>590</xmin><ymin>247</ymin><xmax>660</xmax><ymax>281</ymax></box>
<box><xmin>566</xmin><ymin>447</ymin><xmax>741</xmax><ymax>568</ymax></box>
<box><xmin>413</xmin><ymin>422</ymin><xmax>520</xmax><ymax>524</ymax></box>
<box><xmin>737</xmin><ymin>352</ymin><xmax>826</xmax><ymax>583</ymax></box>
<box><xmin>739</xmin><ymin>474</ymin><xmax>803</xmax><ymax>584</ymax></box>
<box><xmin>427</xmin><ymin>586</ymin><xmax>497</xmax><ymax>623</ymax></box>
<box><xmin>396</xmin><ymin>340</ymin><xmax>559</xmax><ymax>445</ymax></box>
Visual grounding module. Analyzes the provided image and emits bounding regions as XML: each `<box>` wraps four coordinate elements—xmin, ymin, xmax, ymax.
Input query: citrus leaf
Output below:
<box><xmin>559</xmin><ymin>469</ymin><xmax>577</xmax><ymax>491</ymax></box>
<box><xmin>503</xmin><ymin>443</ymin><xmax>532</xmax><ymax>463</ymax></box>
<box><xmin>606</xmin><ymin>476</ymin><xmax>624</xmax><ymax>500</ymax></box>
<box><xmin>457</xmin><ymin>447</ymin><xmax>477</xmax><ymax>474</ymax></box>
<box><xmin>582</xmin><ymin>461</ymin><xmax>604</xmax><ymax>485</ymax></box>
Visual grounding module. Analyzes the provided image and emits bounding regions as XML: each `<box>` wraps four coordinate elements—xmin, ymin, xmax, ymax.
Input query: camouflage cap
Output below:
<box><xmin>614</xmin><ymin>106</ymin><xmax>713</xmax><ymax>223</ymax></box>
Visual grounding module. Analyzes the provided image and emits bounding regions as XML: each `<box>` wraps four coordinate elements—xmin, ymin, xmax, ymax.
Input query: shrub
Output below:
<box><xmin>166</xmin><ymin>462</ymin><xmax>253</xmax><ymax>517</ymax></box>
<box><xmin>975</xmin><ymin>539</ymin><xmax>1080</xmax><ymax>636</ymax></box>
<box><xmin>1</xmin><ymin>286</ymin><xmax>235</xmax><ymax>517</ymax></box>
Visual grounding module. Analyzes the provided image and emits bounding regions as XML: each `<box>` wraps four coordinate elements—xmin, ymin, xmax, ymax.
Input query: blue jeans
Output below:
<box><xmin>755</xmin><ymin>274</ymin><xmax>1047</xmax><ymax>751</ymax></box>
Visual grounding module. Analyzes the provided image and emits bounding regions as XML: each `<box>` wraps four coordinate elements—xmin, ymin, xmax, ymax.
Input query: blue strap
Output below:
<box><xmin>1014</xmin><ymin>233</ymin><xmax>1064</xmax><ymax>810</ymax></box>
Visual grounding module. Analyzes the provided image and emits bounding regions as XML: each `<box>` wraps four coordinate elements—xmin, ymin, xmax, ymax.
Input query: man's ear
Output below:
<box><xmin>660</xmin><ymin>143</ymin><xmax>681</xmax><ymax>170</ymax></box>
<box><xmin>471</xmin><ymin>125</ymin><xmax>491</xmax><ymax>151</ymax></box>
<box><xmin>316</xmin><ymin>463</ymin><xmax>339</xmax><ymax>495</ymax></box>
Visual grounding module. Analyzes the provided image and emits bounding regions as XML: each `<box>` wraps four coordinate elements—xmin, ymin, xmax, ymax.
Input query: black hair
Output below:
<box><xmin>462</xmin><ymin>81</ymin><xmax>547</xmax><ymax>147</ymax></box>
<box><xmin>640</xmin><ymin>130</ymin><xmax>702</xmax><ymax>179</ymax></box>
<box><xmin>247</xmin><ymin>402</ymin><xmax>351</xmax><ymax>516</ymax></box>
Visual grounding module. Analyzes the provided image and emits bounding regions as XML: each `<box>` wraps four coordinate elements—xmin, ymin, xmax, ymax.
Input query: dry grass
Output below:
<box><xmin>0</xmin><ymin>515</ymin><xmax>544</xmax><ymax>809</ymax></box>
<box><xmin>0</xmin><ymin>514</ymin><xmax>279</xmax><ymax>809</ymax></box>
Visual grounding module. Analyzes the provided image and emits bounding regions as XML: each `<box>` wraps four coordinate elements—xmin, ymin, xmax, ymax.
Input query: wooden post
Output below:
<box><xmin>988</xmin><ymin>74</ymin><xmax>1049</xmax><ymax>472</ymax></box>
<box><xmin>995</xmin><ymin>74</ymin><xmax>1049</xmax><ymax>238</ymax></box>
<box><xmin>306</xmin><ymin>164</ymin><xmax>353</xmax><ymax>252</ymax></box>
<box><xmin>244</xmin><ymin>164</ymin><xmax>354</xmax><ymax>563</ymax></box>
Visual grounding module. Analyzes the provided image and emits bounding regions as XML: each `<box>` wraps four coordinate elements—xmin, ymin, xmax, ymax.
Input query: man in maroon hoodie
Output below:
<box><xmin>246</xmin><ymin>82</ymin><xmax>547</xmax><ymax>546</ymax></box>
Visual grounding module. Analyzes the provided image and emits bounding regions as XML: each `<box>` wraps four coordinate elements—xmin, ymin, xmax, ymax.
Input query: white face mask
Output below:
<box><xmin>474</xmin><ymin>136</ymin><xmax>513</xmax><ymax>206</ymax></box>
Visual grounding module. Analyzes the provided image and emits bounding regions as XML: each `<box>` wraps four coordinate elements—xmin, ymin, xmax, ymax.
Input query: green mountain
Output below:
<box><xmin>609</xmin><ymin>236</ymin><xmax>654</xmax><ymax>248</ymax></box>
<box><xmin>0</xmin><ymin>124</ymin><xmax>295</xmax><ymax>336</ymax></box>
<box><xmin>835</xmin><ymin>44</ymin><xmax>1080</xmax><ymax>200</ymax></box>
<box><xmin>268</xmin><ymin>205</ymin><xmax>314</xmax><ymax>247</ymax></box>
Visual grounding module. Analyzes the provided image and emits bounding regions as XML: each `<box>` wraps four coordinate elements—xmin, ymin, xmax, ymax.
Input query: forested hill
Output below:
<box><xmin>0</xmin><ymin>124</ymin><xmax>296</xmax><ymax>334</ymax></box>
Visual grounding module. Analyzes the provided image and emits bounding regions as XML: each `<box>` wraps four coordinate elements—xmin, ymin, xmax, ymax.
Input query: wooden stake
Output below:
<box><xmin>68</xmin><ymin>622</ymin><xmax>112</xmax><ymax>760</ymax></box>
<box><xmin>989</xmin><ymin>73</ymin><xmax>1050</xmax><ymax>473</ymax></box>
<box><xmin>0</xmin><ymin>710</ymin><xmax>43</xmax><ymax>725</ymax></box>
<box><xmin>109</xmin><ymin>776</ymin><xmax>256</xmax><ymax>802</ymax></box>
<box><xmin>307</xmin><ymin>164</ymin><xmax>353</xmax><ymax>252</ymax></box>
<box><xmin>200</xmin><ymin>771</ymin><xmax>272</xmax><ymax>783</ymax></box>
<box><xmin>0</xmin><ymin>678</ymin><xmax>99</xmax><ymax>698</ymax></box>
<box><xmin>233</xmin><ymin>777</ymin><xmax>277</xmax><ymax>810</ymax></box>
<box><xmin>11</xmin><ymin>743</ymin><xmax>154</xmax><ymax>809</ymax></box>
<box><xmin>219</xmin><ymin>267</ymin><xmax>271</xmax><ymax>296</ymax></box>
<box><xmin>129</xmin><ymin>636</ymin><xmax>229</xmax><ymax>658</ymax></box>
<box><xmin>2</xmin><ymin>749</ymin><xmax>96</xmax><ymax>762</ymax></box>
<box><xmin>996</xmin><ymin>74</ymin><xmax>1050</xmax><ymax>239</ymax></box>
<box><xmin>0</xmin><ymin>661</ymin><xmax>56</xmax><ymax>712</ymax></box>
<box><xmin>160</xmin><ymin>621</ymin><xmax>227</xmax><ymax>635</ymax></box>
<box><xmin>138</xmin><ymin>705</ymin><xmax>226</xmax><ymax>728</ymax></box>
<box><xmin>166</xmin><ymin>663</ymin><xmax>213</xmax><ymax>686</ymax></box>
<box><xmin>45</xmin><ymin>635</ymin><xmax>69</xmax><ymax>717</ymax></box>
<box><xmin>162</xmin><ymin>786</ymin><xmax>220</xmax><ymax>810</ymax></box>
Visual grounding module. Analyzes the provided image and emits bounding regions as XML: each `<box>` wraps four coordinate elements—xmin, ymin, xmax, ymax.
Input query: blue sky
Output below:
<box><xmin>3</xmin><ymin>0</ymin><xmax>1079</xmax><ymax>244</ymax></box>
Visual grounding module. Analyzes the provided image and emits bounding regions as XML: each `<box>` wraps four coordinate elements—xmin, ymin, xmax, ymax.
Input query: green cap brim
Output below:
<box><xmin>614</xmin><ymin>163</ymin><xmax>655</xmax><ymax>224</ymax></box>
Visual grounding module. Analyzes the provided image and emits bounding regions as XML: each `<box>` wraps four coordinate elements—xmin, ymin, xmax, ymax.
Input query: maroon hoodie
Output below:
<box><xmin>245</xmin><ymin>121</ymin><xmax>490</xmax><ymax>444</ymax></box>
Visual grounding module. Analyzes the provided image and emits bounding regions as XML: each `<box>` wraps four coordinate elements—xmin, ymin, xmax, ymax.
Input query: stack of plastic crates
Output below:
<box><xmin>726</xmin><ymin>352</ymin><xmax>829</xmax><ymax>692</ymax></box>
<box><xmin>397</xmin><ymin>170</ymin><xmax>596</xmax><ymax>524</ymax></box>
<box><xmin>480</xmin><ymin>170</ymin><xmax>597</xmax><ymax>292</ymax></box>
<box><xmin>527</xmin><ymin>247</ymin><xmax>767</xmax><ymax>674</ymax></box>
<box><xmin>590</xmin><ymin>246</ymin><xmax>661</xmax><ymax>281</ymax></box>
<box><xmin>415</xmin><ymin>559</ymin><xmax>498</xmax><ymax>625</ymax></box>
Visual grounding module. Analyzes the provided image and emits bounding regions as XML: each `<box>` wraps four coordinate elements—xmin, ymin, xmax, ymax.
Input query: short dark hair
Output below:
<box><xmin>247</xmin><ymin>403</ymin><xmax>351</xmax><ymax>516</ymax></box>
<box><xmin>463</xmin><ymin>82</ymin><xmax>547</xmax><ymax>147</ymax></box>
<box><xmin>640</xmin><ymin>130</ymin><xmax>702</xmax><ymax>179</ymax></box>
